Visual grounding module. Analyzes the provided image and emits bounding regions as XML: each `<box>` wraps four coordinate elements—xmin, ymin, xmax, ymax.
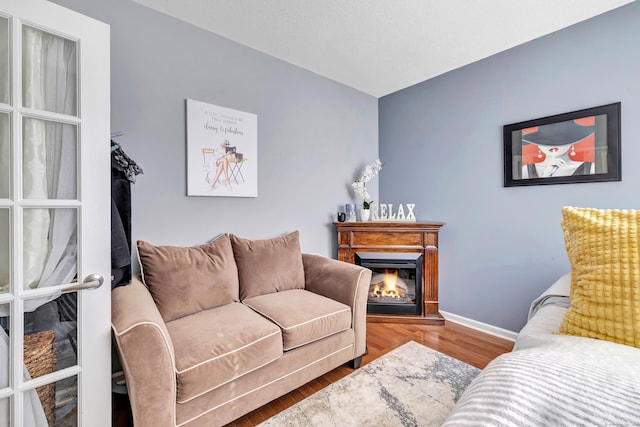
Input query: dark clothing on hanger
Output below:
<box><xmin>111</xmin><ymin>140</ymin><xmax>142</xmax><ymax>288</ymax></box>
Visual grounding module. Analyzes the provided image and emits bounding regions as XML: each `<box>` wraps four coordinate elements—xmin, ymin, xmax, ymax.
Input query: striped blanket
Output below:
<box><xmin>442</xmin><ymin>343</ymin><xmax>640</xmax><ymax>426</ymax></box>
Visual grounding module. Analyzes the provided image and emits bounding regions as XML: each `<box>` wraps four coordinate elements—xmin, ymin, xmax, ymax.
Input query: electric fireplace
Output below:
<box><xmin>334</xmin><ymin>221</ymin><xmax>445</xmax><ymax>324</ymax></box>
<box><xmin>355</xmin><ymin>252</ymin><xmax>423</xmax><ymax>315</ymax></box>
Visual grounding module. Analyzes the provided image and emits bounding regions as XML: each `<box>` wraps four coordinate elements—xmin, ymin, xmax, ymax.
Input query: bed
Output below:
<box><xmin>442</xmin><ymin>273</ymin><xmax>640</xmax><ymax>426</ymax></box>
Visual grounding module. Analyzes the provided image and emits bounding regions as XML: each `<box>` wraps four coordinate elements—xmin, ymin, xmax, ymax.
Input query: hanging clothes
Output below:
<box><xmin>111</xmin><ymin>140</ymin><xmax>143</xmax><ymax>288</ymax></box>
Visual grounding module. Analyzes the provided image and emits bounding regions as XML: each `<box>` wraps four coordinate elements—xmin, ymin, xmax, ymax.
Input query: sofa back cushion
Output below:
<box><xmin>137</xmin><ymin>233</ymin><xmax>239</xmax><ymax>322</ymax></box>
<box><xmin>231</xmin><ymin>231</ymin><xmax>305</xmax><ymax>300</ymax></box>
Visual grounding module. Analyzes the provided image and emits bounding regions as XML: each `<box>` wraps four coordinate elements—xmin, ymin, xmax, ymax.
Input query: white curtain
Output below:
<box><xmin>0</xmin><ymin>17</ymin><xmax>8</xmax><ymax>104</ymax></box>
<box><xmin>0</xmin><ymin>16</ymin><xmax>10</xmax><ymax>293</ymax></box>
<box><xmin>0</xmin><ymin>114</ymin><xmax>9</xmax><ymax>294</ymax></box>
<box><xmin>22</xmin><ymin>25</ymin><xmax>78</xmax><ymax>293</ymax></box>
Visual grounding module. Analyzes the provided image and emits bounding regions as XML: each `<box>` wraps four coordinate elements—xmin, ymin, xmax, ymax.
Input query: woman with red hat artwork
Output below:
<box><xmin>521</xmin><ymin>117</ymin><xmax>596</xmax><ymax>178</ymax></box>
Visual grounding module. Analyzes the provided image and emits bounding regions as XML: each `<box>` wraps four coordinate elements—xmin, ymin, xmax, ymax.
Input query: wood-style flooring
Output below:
<box><xmin>112</xmin><ymin>320</ymin><xmax>514</xmax><ymax>427</ymax></box>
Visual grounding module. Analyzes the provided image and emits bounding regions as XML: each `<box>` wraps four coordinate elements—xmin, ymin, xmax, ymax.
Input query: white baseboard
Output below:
<box><xmin>440</xmin><ymin>310</ymin><xmax>518</xmax><ymax>342</ymax></box>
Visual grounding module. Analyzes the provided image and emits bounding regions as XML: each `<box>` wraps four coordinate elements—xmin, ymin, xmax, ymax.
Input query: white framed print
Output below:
<box><xmin>186</xmin><ymin>99</ymin><xmax>258</xmax><ymax>197</ymax></box>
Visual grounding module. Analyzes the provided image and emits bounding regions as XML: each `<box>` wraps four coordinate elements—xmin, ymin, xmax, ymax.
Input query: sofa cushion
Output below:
<box><xmin>231</xmin><ymin>231</ymin><xmax>305</xmax><ymax>300</ymax></box>
<box><xmin>243</xmin><ymin>289</ymin><xmax>352</xmax><ymax>351</ymax></box>
<box><xmin>137</xmin><ymin>234</ymin><xmax>239</xmax><ymax>322</ymax></box>
<box><xmin>166</xmin><ymin>302</ymin><xmax>283</xmax><ymax>403</ymax></box>
<box><xmin>558</xmin><ymin>206</ymin><xmax>640</xmax><ymax>348</ymax></box>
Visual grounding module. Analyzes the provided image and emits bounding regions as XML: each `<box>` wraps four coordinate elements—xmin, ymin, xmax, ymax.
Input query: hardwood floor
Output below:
<box><xmin>112</xmin><ymin>320</ymin><xmax>514</xmax><ymax>426</ymax></box>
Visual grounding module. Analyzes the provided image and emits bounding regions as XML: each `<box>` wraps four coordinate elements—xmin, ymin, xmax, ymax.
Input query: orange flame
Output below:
<box><xmin>370</xmin><ymin>270</ymin><xmax>406</xmax><ymax>299</ymax></box>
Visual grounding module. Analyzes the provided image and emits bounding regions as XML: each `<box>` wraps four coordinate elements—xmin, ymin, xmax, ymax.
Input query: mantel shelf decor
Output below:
<box><xmin>370</xmin><ymin>202</ymin><xmax>416</xmax><ymax>222</ymax></box>
<box><xmin>351</xmin><ymin>159</ymin><xmax>383</xmax><ymax>219</ymax></box>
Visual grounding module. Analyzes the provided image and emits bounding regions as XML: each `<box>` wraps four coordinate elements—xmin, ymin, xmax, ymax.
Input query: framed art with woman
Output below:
<box><xmin>503</xmin><ymin>102</ymin><xmax>620</xmax><ymax>187</ymax></box>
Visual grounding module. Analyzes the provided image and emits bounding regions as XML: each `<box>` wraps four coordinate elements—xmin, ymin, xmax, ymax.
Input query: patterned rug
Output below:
<box><xmin>259</xmin><ymin>341</ymin><xmax>480</xmax><ymax>426</ymax></box>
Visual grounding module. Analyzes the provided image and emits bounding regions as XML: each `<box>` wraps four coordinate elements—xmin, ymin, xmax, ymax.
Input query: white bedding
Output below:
<box><xmin>442</xmin><ymin>273</ymin><xmax>640</xmax><ymax>426</ymax></box>
<box><xmin>526</xmin><ymin>272</ymin><xmax>571</xmax><ymax>320</ymax></box>
<box><xmin>514</xmin><ymin>272</ymin><xmax>640</xmax><ymax>366</ymax></box>
<box><xmin>442</xmin><ymin>344</ymin><xmax>640</xmax><ymax>426</ymax></box>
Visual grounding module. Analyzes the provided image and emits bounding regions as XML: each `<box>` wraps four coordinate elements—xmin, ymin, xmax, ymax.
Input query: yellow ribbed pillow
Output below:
<box><xmin>558</xmin><ymin>206</ymin><xmax>640</xmax><ymax>348</ymax></box>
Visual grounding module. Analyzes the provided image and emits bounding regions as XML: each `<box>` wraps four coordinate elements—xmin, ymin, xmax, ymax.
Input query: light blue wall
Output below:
<box><xmin>55</xmin><ymin>0</ymin><xmax>640</xmax><ymax>333</ymax></box>
<box><xmin>379</xmin><ymin>2</ymin><xmax>640</xmax><ymax>332</ymax></box>
<box><xmin>53</xmin><ymin>0</ymin><xmax>379</xmax><ymax>260</ymax></box>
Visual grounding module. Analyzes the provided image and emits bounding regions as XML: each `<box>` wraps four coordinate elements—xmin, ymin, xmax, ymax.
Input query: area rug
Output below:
<box><xmin>259</xmin><ymin>341</ymin><xmax>480</xmax><ymax>426</ymax></box>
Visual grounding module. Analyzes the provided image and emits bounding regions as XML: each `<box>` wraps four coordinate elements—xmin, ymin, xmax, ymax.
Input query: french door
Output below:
<box><xmin>0</xmin><ymin>0</ymin><xmax>110</xmax><ymax>425</ymax></box>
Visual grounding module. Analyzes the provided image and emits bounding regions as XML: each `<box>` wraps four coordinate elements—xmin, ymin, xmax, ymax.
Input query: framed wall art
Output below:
<box><xmin>186</xmin><ymin>99</ymin><xmax>258</xmax><ymax>197</ymax></box>
<box><xmin>503</xmin><ymin>102</ymin><xmax>621</xmax><ymax>187</ymax></box>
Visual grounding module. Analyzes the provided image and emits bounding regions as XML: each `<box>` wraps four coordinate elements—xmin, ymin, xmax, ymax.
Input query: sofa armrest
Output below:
<box><xmin>302</xmin><ymin>254</ymin><xmax>371</xmax><ymax>359</ymax></box>
<box><xmin>112</xmin><ymin>276</ymin><xmax>176</xmax><ymax>427</ymax></box>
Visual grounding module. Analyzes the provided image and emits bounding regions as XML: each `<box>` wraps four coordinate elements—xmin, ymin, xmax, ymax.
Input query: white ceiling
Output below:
<box><xmin>133</xmin><ymin>0</ymin><xmax>635</xmax><ymax>98</ymax></box>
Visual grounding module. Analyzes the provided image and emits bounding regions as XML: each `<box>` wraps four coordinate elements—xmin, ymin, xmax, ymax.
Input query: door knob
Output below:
<box><xmin>61</xmin><ymin>274</ymin><xmax>104</xmax><ymax>294</ymax></box>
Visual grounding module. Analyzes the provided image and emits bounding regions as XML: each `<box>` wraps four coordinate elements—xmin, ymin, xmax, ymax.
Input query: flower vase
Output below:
<box><xmin>359</xmin><ymin>208</ymin><xmax>370</xmax><ymax>222</ymax></box>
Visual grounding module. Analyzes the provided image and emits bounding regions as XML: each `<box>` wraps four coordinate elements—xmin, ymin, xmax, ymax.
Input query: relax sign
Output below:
<box><xmin>370</xmin><ymin>203</ymin><xmax>416</xmax><ymax>222</ymax></box>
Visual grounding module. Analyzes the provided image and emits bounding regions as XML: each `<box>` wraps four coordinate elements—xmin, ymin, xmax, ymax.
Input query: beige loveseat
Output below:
<box><xmin>111</xmin><ymin>231</ymin><xmax>371</xmax><ymax>426</ymax></box>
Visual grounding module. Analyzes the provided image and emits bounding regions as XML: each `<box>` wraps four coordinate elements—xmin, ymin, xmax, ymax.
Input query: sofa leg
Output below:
<box><xmin>349</xmin><ymin>356</ymin><xmax>363</xmax><ymax>369</ymax></box>
<box><xmin>349</xmin><ymin>346</ymin><xmax>368</xmax><ymax>369</ymax></box>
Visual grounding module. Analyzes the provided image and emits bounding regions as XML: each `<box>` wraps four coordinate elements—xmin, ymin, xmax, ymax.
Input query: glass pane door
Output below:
<box><xmin>22</xmin><ymin>25</ymin><xmax>77</xmax><ymax>116</ymax></box>
<box><xmin>0</xmin><ymin>1</ymin><xmax>111</xmax><ymax>425</ymax></box>
<box><xmin>19</xmin><ymin>22</ymin><xmax>80</xmax><ymax>427</ymax></box>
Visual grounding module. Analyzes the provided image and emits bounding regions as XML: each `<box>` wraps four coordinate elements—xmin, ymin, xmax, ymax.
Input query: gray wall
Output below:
<box><xmin>379</xmin><ymin>1</ymin><xmax>640</xmax><ymax>332</ymax></box>
<box><xmin>53</xmin><ymin>0</ymin><xmax>378</xmax><ymax>259</ymax></box>
<box><xmin>55</xmin><ymin>0</ymin><xmax>640</xmax><ymax>333</ymax></box>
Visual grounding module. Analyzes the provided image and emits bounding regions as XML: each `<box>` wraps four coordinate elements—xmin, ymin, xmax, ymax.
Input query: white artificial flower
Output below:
<box><xmin>351</xmin><ymin>159</ymin><xmax>384</xmax><ymax>208</ymax></box>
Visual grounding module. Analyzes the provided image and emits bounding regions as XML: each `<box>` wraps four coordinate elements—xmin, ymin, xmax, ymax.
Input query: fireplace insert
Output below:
<box><xmin>355</xmin><ymin>252</ymin><xmax>423</xmax><ymax>315</ymax></box>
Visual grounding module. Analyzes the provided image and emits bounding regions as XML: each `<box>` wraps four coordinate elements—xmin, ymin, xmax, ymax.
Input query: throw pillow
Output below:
<box><xmin>230</xmin><ymin>231</ymin><xmax>305</xmax><ymax>300</ymax></box>
<box><xmin>558</xmin><ymin>206</ymin><xmax>640</xmax><ymax>348</ymax></box>
<box><xmin>137</xmin><ymin>233</ymin><xmax>239</xmax><ymax>322</ymax></box>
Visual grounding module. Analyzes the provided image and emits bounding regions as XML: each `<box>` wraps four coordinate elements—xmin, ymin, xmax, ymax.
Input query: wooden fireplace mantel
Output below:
<box><xmin>334</xmin><ymin>221</ymin><xmax>446</xmax><ymax>325</ymax></box>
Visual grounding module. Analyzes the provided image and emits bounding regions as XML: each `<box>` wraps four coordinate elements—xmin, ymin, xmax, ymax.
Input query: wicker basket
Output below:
<box><xmin>24</xmin><ymin>330</ymin><xmax>57</xmax><ymax>426</ymax></box>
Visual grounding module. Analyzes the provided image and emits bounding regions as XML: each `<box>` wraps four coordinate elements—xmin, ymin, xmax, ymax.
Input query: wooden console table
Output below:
<box><xmin>334</xmin><ymin>221</ymin><xmax>446</xmax><ymax>325</ymax></box>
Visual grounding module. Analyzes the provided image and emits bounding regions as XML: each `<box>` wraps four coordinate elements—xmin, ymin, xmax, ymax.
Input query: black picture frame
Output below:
<box><xmin>503</xmin><ymin>102</ymin><xmax>621</xmax><ymax>187</ymax></box>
